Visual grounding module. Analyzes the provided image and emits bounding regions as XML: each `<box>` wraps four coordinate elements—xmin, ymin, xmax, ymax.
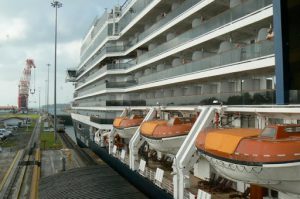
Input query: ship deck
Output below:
<box><xmin>39</xmin><ymin>165</ymin><xmax>148</xmax><ymax>199</ymax></box>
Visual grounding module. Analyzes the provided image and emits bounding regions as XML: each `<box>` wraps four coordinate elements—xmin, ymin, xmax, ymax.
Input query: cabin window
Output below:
<box><xmin>260</xmin><ymin>127</ymin><xmax>276</xmax><ymax>138</ymax></box>
<box><xmin>284</xmin><ymin>127</ymin><xmax>300</xmax><ymax>133</ymax></box>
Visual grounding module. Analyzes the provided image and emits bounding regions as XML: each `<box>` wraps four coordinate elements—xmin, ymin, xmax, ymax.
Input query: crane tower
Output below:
<box><xmin>18</xmin><ymin>59</ymin><xmax>36</xmax><ymax>113</ymax></box>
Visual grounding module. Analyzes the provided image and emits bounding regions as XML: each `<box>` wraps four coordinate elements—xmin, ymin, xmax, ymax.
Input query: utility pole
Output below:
<box><xmin>51</xmin><ymin>0</ymin><xmax>62</xmax><ymax>142</ymax></box>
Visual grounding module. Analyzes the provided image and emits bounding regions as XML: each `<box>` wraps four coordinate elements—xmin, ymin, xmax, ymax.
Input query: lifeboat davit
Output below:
<box><xmin>195</xmin><ymin>125</ymin><xmax>300</xmax><ymax>195</ymax></box>
<box><xmin>113</xmin><ymin>115</ymin><xmax>144</xmax><ymax>138</ymax></box>
<box><xmin>140</xmin><ymin>117</ymin><xmax>195</xmax><ymax>154</ymax></box>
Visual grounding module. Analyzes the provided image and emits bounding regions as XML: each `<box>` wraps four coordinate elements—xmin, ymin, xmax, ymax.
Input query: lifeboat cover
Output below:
<box><xmin>205</xmin><ymin>128</ymin><xmax>260</xmax><ymax>155</ymax></box>
<box><xmin>140</xmin><ymin>120</ymin><xmax>167</xmax><ymax>136</ymax></box>
<box><xmin>113</xmin><ymin>117</ymin><xmax>125</xmax><ymax>127</ymax></box>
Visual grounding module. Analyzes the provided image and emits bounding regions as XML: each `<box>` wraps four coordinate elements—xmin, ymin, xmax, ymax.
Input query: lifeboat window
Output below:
<box><xmin>285</xmin><ymin>127</ymin><xmax>300</xmax><ymax>133</ymax></box>
<box><xmin>260</xmin><ymin>127</ymin><xmax>276</xmax><ymax>138</ymax></box>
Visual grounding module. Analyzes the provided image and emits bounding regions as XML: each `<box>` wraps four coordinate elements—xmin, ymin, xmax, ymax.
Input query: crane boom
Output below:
<box><xmin>18</xmin><ymin>59</ymin><xmax>36</xmax><ymax>112</ymax></box>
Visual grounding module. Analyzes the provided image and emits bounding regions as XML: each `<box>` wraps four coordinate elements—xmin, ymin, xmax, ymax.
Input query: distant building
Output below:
<box><xmin>0</xmin><ymin>106</ymin><xmax>17</xmax><ymax>114</ymax></box>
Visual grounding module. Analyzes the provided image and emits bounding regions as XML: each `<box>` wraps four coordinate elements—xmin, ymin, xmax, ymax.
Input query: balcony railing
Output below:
<box><xmin>80</xmin><ymin>12</ymin><xmax>109</xmax><ymax>54</ymax></box>
<box><xmin>76</xmin><ymin>38</ymin><xmax>273</xmax><ymax>99</ymax></box>
<box><xmin>77</xmin><ymin>62</ymin><xmax>133</xmax><ymax>88</ymax></box>
<box><xmin>127</xmin><ymin>0</ymin><xmax>202</xmax><ymax>48</ymax></box>
<box><xmin>90</xmin><ymin>116</ymin><xmax>114</xmax><ymax>124</ymax></box>
<box><xmin>118</xmin><ymin>0</ymin><xmax>152</xmax><ymax>33</ymax></box>
<box><xmin>80</xmin><ymin>25</ymin><xmax>109</xmax><ymax>63</ymax></box>
<box><xmin>79</xmin><ymin>0</ymin><xmax>153</xmax><ymax>71</ymax></box>
<box><xmin>80</xmin><ymin>44</ymin><xmax>126</xmax><ymax>74</ymax></box>
<box><xmin>106</xmin><ymin>100</ymin><xmax>146</xmax><ymax>106</ymax></box>
<box><xmin>106</xmin><ymin>81</ymin><xmax>137</xmax><ymax>88</ymax></box>
<box><xmin>146</xmin><ymin>90</ymin><xmax>275</xmax><ymax>106</ymax></box>
<box><xmin>77</xmin><ymin>84</ymin><xmax>107</xmax><ymax>97</ymax></box>
<box><xmin>76</xmin><ymin>81</ymin><xmax>137</xmax><ymax>98</ymax></box>
<box><xmin>137</xmin><ymin>0</ymin><xmax>272</xmax><ymax>64</ymax></box>
<box><xmin>139</xmin><ymin>40</ymin><xmax>274</xmax><ymax>84</ymax></box>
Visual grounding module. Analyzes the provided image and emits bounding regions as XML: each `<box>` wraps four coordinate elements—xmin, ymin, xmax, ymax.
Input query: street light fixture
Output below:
<box><xmin>51</xmin><ymin>0</ymin><xmax>62</xmax><ymax>142</ymax></box>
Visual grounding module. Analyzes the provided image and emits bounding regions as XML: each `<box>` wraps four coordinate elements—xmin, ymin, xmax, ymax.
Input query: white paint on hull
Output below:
<box><xmin>115</xmin><ymin>127</ymin><xmax>138</xmax><ymax>139</ymax></box>
<box><xmin>202</xmin><ymin>154</ymin><xmax>300</xmax><ymax>195</ymax></box>
<box><xmin>143</xmin><ymin>135</ymin><xmax>187</xmax><ymax>155</ymax></box>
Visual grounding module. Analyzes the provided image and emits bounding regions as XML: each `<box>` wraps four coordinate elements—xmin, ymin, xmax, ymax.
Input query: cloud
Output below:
<box><xmin>0</xmin><ymin>0</ymin><xmax>121</xmax><ymax>106</ymax></box>
<box><xmin>58</xmin><ymin>40</ymin><xmax>81</xmax><ymax>67</ymax></box>
<box><xmin>0</xmin><ymin>18</ymin><xmax>28</xmax><ymax>43</ymax></box>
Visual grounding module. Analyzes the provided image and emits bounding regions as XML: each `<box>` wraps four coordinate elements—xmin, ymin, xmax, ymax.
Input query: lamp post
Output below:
<box><xmin>51</xmin><ymin>0</ymin><xmax>62</xmax><ymax>142</ymax></box>
<box><xmin>38</xmin><ymin>88</ymin><xmax>41</xmax><ymax>114</ymax></box>
<box><xmin>46</xmin><ymin>64</ymin><xmax>50</xmax><ymax>114</ymax></box>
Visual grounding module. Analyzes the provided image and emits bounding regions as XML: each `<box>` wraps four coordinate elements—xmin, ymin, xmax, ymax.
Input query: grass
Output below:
<box><xmin>0</xmin><ymin>138</ymin><xmax>17</xmax><ymax>148</ymax></box>
<box><xmin>0</xmin><ymin>113</ymin><xmax>39</xmax><ymax>119</ymax></box>
<box><xmin>0</xmin><ymin>119</ymin><xmax>36</xmax><ymax>148</ymax></box>
<box><xmin>40</xmin><ymin>117</ymin><xmax>63</xmax><ymax>150</ymax></box>
<box><xmin>40</xmin><ymin>132</ymin><xmax>63</xmax><ymax>150</ymax></box>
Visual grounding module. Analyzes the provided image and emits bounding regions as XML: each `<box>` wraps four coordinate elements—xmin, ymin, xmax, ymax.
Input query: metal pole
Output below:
<box><xmin>39</xmin><ymin>89</ymin><xmax>40</xmax><ymax>114</ymax></box>
<box><xmin>51</xmin><ymin>1</ymin><xmax>62</xmax><ymax>143</ymax></box>
<box><xmin>45</xmin><ymin>80</ymin><xmax>47</xmax><ymax>113</ymax></box>
<box><xmin>47</xmin><ymin>64</ymin><xmax>50</xmax><ymax>114</ymax></box>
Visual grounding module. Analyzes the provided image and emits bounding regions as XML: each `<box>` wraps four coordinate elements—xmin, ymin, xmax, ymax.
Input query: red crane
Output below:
<box><xmin>18</xmin><ymin>59</ymin><xmax>36</xmax><ymax>113</ymax></box>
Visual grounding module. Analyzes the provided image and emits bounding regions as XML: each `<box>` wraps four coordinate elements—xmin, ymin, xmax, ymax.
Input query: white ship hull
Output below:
<box><xmin>143</xmin><ymin>135</ymin><xmax>187</xmax><ymax>155</ymax></box>
<box><xmin>115</xmin><ymin>127</ymin><xmax>138</xmax><ymax>139</ymax></box>
<box><xmin>202</xmin><ymin>153</ymin><xmax>300</xmax><ymax>196</ymax></box>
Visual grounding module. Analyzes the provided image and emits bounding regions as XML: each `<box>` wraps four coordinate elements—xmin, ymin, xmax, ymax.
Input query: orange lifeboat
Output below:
<box><xmin>113</xmin><ymin>115</ymin><xmax>144</xmax><ymax>139</ymax></box>
<box><xmin>140</xmin><ymin>117</ymin><xmax>195</xmax><ymax>154</ymax></box>
<box><xmin>195</xmin><ymin>124</ymin><xmax>300</xmax><ymax>195</ymax></box>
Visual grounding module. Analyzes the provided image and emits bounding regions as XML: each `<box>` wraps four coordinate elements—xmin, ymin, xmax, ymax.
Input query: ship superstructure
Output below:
<box><xmin>68</xmin><ymin>0</ymin><xmax>275</xmax><ymax>111</ymax></box>
<box><xmin>67</xmin><ymin>0</ymin><xmax>300</xmax><ymax>198</ymax></box>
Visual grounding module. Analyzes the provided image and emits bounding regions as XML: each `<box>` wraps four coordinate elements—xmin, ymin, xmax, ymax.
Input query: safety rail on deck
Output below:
<box><xmin>113</xmin><ymin>150</ymin><xmax>174</xmax><ymax>195</ymax></box>
<box><xmin>142</xmin><ymin>167</ymin><xmax>174</xmax><ymax>195</ymax></box>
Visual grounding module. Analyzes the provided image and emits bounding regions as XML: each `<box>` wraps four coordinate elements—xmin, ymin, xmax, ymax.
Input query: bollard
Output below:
<box><xmin>61</xmin><ymin>157</ymin><xmax>66</xmax><ymax>171</ymax></box>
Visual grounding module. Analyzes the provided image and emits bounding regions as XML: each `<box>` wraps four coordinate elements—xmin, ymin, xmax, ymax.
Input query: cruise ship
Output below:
<box><xmin>66</xmin><ymin>0</ymin><xmax>300</xmax><ymax>198</ymax></box>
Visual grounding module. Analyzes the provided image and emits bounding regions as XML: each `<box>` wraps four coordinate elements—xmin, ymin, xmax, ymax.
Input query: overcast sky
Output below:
<box><xmin>0</xmin><ymin>0</ymin><xmax>119</xmax><ymax>108</ymax></box>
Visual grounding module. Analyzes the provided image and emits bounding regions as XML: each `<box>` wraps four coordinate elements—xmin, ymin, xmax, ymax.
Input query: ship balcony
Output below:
<box><xmin>90</xmin><ymin>116</ymin><xmax>114</xmax><ymax>125</ymax></box>
<box><xmin>118</xmin><ymin>0</ymin><xmax>154</xmax><ymax>34</ymax></box>
<box><xmin>105</xmin><ymin>100</ymin><xmax>146</xmax><ymax>106</ymax></box>
<box><xmin>78</xmin><ymin>0</ymin><xmax>158</xmax><ymax>72</ymax></box>
<box><xmin>73</xmin><ymin>100</ymin><xmax>146</xmax><ymax>108</ymax></box>
<box><xmin>75</xmin><ymin>40</ymin><xmax>274</xmax><ymax>100</ymax></box>
<box><xmin>76</xmin><ymin>62</ymin><xmax>133</xmax><ymax>89</ymax></box>
<box><xmin>65</xmin><ymin>68</ymin><xmax>78</xmax><ymax>82</ymax></box>
<box><xmin>80</xmin><ymin>3</ymin><xmax>126</xmax><ymax>62</ymax></box>
<box><xmin>146</xmin><ymin>89</ymin><xmax>275</xmax><ymax>106</ymax></box>
<box><xmin>80</xmin><ymin>12</ymin><xmax>110</xmax><ymax>57</ymax></box>
<box><xmin>79</xmin><ymin>44</ymin><xmax>126</xmax><ymax>76</ymax></box>
<box><xmin>137</xmin><ymin>0</ymin><xmax>273</xmax><ymax>64</ymax></box>
<box><xmin>125</xmin><ymin>0</ymin><xmax>203</xmax><ymax>49</ymax></box>
<box><xmin>138</xmin><ymin>40</ymin><xmax>274</xmax><ymax>85</ymax></box>
<box><xmin>126</xmin><ymin>0</ymin><xmax>227</xmax><ymax>49</ymax></box>
<box><xmin>80</xmin><ymin>25</ymin><xmax>110</xmax><ymax>63</ymax></box>
<box><xmin>77</xmin><ymin>0</ymin><xmax>272</xmax><ymax>83</ymax></box>
<box><xmin>106</xmin><ymin>81</ymin><xmax>137</xmax><ymax>88</ymax></box>
<box><xmin>73</xmin><ymin>92</ymin><xmax>78</xmax><ymax>98</ymax></box>
<box><xmin>76</xmin><ymin>80</ymin><xmax>137</xmax><ymax>98</ymax></box>
<box><xmin>77</xmin><ymin>0</ymin><xmax>220</xmax><ymax>78</ymax></box>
